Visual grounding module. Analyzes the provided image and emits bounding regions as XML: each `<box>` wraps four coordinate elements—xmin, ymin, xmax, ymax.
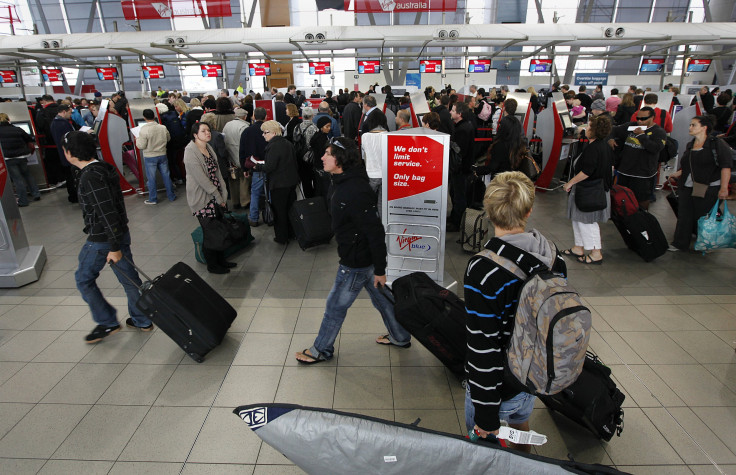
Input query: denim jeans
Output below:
<box><xmin>6</xmin><ymin>159</ymin><xmax>40</xmax><ymax>206</ymax></box>
<box><xmin>75</xmin><ymin>232</ymin><xmax>151</xmax><ymax>328</ymax></box>
<box><xmin>464</xmin><ymin>386</ymin><xmax>536</xmax><ymax>433</ymax></box>
<box><xmin>249</xmin><ymin>171</ymin><xmax>265</xmax><ymax>222</ymax></box>
<box><xmin>144</xmin><ymin>155</ymin><xmax>176</xmax><ymax>203</ymax></box>
<box><xmin>309</xmin><ymin>264</ymin><xmax>410</xmax><ymax>360</ymax></box>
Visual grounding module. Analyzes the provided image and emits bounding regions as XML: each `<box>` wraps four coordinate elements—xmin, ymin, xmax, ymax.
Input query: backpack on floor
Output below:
<box><xmin>460</xmin><ymin>208</ymin><xmax>491</xmax><ymax>254</ymax></box>
<box><xmin>477</xmin><ymin>240</ymin><xmax>592</xmax><ymax>396</ymax></box>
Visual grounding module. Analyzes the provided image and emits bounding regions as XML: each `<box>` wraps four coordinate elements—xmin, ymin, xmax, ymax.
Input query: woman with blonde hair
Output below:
<box><xmin>527</xmin><ymin>86</ymin><xmax>540</xmax><ymax>114</ymax></box>
<box><xmin>614</xmin><ymin>93</ymin><xmax>637</xmax><ymax>125</ymax></box>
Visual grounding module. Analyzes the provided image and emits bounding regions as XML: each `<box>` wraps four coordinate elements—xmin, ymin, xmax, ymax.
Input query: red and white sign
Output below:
<box><xmin>309</xmin><ymin>62</ymin><xmax>331</xmax><ymax>75</ymax></box>
<box><xmin>255</xmin><ymin>100</ymin><xmax>274</xmax><ymax>121</ymax></box>
<box><xmin>468</xmin><ymin>59</ymin><xmax>491</xmax><ymax>73</ymax></box>
<box><xmin>349</xmin><ymin>0</ymin><xmax>457</xmax><ymax>13</ymax></box>
<box><xmin>41</xmin><ymin>68</ymin><xmax>64</xmax><ymax>82</ymax></box>
<box><xmin>0</xmin><ymin>70</ymin><xmax>17</xmax><ymax>83</ymax></box>
<box><xmin>419</xmin><ymin>60</ymin><xmax>442</xmax><ymax>73</ymax></box>
<box><xmin>358</xmin><ymin>60</ymin><xmax>381</xmax><ymax>74</ymax></box>
<box><xmin>142</xmin><ymin>65</ymin><xmax>165</xmax><ymax>79</ymax></box>
<box><xmin>386</xmin><ymin>135</ymin><xmax>444</xmax><ymax>201</ymax></box>
<box><xmin>248</xmin><ymin>63</ymin><xmax>271</xmax><ymax>77</ymax></box>
<box><xmin>201</xmin><ymin>64</ymin><xmax>223</xmax><ymax>78</ymax></box>
<box><xmin>121</xmin><ymin>0</ymin><xmax>232</xmax><ymax>20</ymax></box>
<box><xmin>529</xmin><ymin>59</ymin><xmax>553</xmax><ymax>73</ymax></box>
<box><xmin>96</xmin><ymin>67</ymin><xmax>119</xmax><ymax>80</ymax></box>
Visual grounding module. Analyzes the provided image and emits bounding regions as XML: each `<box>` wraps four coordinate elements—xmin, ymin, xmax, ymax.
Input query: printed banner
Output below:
<box><xmin>121</xmin><ymin>0</ymin><xmax>232</xmax><ymax>20</ymax></box>
<box><xmin>349</xmin><ymin>0</ymin><xmax>457</xmax><ymax>13</ymax></box>
<box><xmin>143</xmin><ymin>65</ymin><xmax>165</xmax><ymax>79</ymax></box>
<box><xmin>574</xmin><ymin>73</ymin><xmax>608</xmax><ymax>86</ymax></box>
<box><xmin>0</xmin><ymin>70</ymin><xmax>17</xmax><ymax>83</ymax></box>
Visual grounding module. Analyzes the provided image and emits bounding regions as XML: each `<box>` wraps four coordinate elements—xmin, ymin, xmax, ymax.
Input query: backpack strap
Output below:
<box><xmin>475</xmin><ymin>237</ymin><xmax>551</xmax><ymax>281</ymax></box>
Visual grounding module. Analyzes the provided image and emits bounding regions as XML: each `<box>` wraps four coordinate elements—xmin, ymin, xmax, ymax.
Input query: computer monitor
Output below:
<box><xmin>560</xmin><ymin>112</ymin><xmax>574</xmax><ymax>130</ymax></box>
<box><xmin>14</xmin><ymin>122</ymin><xmax>32</xmax><ymax>135</ymax></box>
<box><xmin>135</xmin><ymin>119</ymin><xmax>147</xmax><ymax>127</ymax></box>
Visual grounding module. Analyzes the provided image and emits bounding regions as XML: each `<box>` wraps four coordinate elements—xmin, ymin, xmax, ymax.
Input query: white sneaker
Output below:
<box><xmin>144</xmin><ymin>200</ymin><xmax>157</xmax><ymax>205</ymax></box>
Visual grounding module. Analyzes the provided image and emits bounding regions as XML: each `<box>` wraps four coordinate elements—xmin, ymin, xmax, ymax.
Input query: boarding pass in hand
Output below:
<box><xmin>497</xmin><ymin>426</ymin><xmax>547</xmax><ymax>446</ymax></box>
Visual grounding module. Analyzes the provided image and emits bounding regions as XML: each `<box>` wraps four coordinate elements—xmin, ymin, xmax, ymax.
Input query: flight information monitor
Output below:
<box><xmin>142</xmin><ymin>65</ymin><xmax>165</xmax><ymax>79</ymax></box>
<box><xmin>640</xmin><ymin>58</ymin><xmax>665</xmax><ymax>73</ymax></box>
<box><xmin>96</xmin><ymin>68</ymin><xmax>119</xmax><ymax>80</ymax></box>
<box><xmin>309</xmin><ymin>62</ymin><xmax>331</xmax><ymax>75</ymax></box>
<box><xmin>41</xmin><ymin>68</ymin><xmax>64</xmax><ymax>81</ymax></box>
<box><xmin>468</xmin><ymin>60</ymin><xmax>491</xmax><ymax>73</ymax></box>
<box><xmin>419</xmin><ymin>60</ymin><xmax>442</xmax><ymax>73</ymax></box>
<box><xmin>0</xmin><ymin>70</ymin><xmax>17</xmax><ymax>83</ymax></box>
<box><xmin>529</xmin><ymin>59</ymin><xmax>553</xmax><ymax>73</ymax></box>
<box><xmin>201</xmin><ymin>64</ymin><xmax>223</xmax><ymax>77</ymax></box>
<box><xmin>248</xmin><ymin>63</ymin><xmax>271</xmax><ymax>76</ymax></box>
<box><xmin>358</xmin><ymin>60</ymin><xmax>381</xmax><ymax>74</ymax></box>
<box><xmin>687</xmin><ymin>59</ymin><xmax>711</xmax><ymax>73</ymax></box>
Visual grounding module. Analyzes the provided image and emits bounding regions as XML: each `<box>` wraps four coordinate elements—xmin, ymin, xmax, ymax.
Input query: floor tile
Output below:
<box><xmin>214</xmin><ymin>366</ymin><xmax>283</xmax><ymax>408</ymax></box>
<box><xmin>98</xmin><ymin>364</ymin><xmax>177</xmax><ymax>405</ymax></box>
<box><xmin>0</xmin><ymin>330</ymin><xmax>62</xmax><ymax>362</ymax></box>
<box><xmin>391</xmin><ymin>366</ymin><xmax>454</xmax><ymax>410</ymax></box>
<box><xmin>182</xmin><ymin>463</ymin><xmax>255</xmax><ymax>474</ymax></box>
<box><xmin>680</xmin><ymin>304</ymin><xmax>736</xmax><ymax>331</ymax></box>
<box><xmin>232</xmin><ymin>333</ymin><xmax>293</xmax><ymax>366</ymax></box>
<box><xmin>31</xmin><ymin>330</ymin><xmax>96</xmax><ymax>363</ymax></box>
<box><xmin>129</xmin><ymin>331</ymin><xmax>186</xmax><ymax>365</ymax></box>
<box><xmin>275</xmin><ymin>366</ymin><xmax>336</xmax><ymax>407</ymax></box>
<box><xmin>0</xmin><ymin>361</ymin><xmax>24</xmax><ymax>386</ymax></box>
<box><xmin>604</xmin><ymin>408</ymin><xmax>683</xmax><ymax>465</ymax></box>
<box><xmin>155</xmin><ymin>365</ymin><xmax>229</xmax><ymax>407</ymax></box>
<box><xmin>187</xmin><ymin>408</ymin><xmax>261</xmax><ymax>464</ymax></box>
<box><xmin>333</xmin><ymin>333</ymin><xmax>391</xmax><ymax>367</ymax></box>
<box><xmin>593</xmin><ymin>331</ymin><xmax>645</xmax><ymax>365</ymax></box>
<box><xmin>394</xmin><ymin>409</ymin><xmax>463</xmax><ymax>436</ymax></box>
<box><xmin>531</xmin><ymin>408</ymin><xmax>613</xmax><ymax>465</ymax></box>
<box><xmin>616</xmin><ymin>466</ymin><xmax>694</xmax><ymax>475</ymax></box>
<box><xmin>618</xmin><ymin>331</ymin><xmax>698</xmax><ymax>365</ymax></box>
<box><xmin>41</xmin><ymin>363</ymin><xmax>125</xmax><ymax>404</ymax></box>
<box><xmin>334</xmin><ymin>366</ymin><xmax>393</xmax><ymax>410</ymax></box>
<box><xmin>0</xmin><ymin>362</ymin><xmax>74</xmax><ymax>403</ymax></box>
<box><xmin>689</xmin><ymin>464</ymin><xmax>736</xmax><ymax>474</ymax></box>
<box><xmin>691</xmin><ymin>407</ymin><xmax>736</xmax><ymax>455</ymax></box>
<box><xmin>637</xmin><ymin>304</ymin><xmax>707</xmax><ymax>331</ymax></box>
<box><xmin>0</xmin><ymin>458</ymin><xmax>46</xmax><ymax>474</ymax></box>
<box><xmin>80</xmin><ymin>331</ymin><xmax>153</xmax><ymax>364</ymax></box>
<box><xmin>109</xmin><ymin>461</ymin><xmax>184</xmax><ymax>474</ymax></box>
<box><xmin>667</xmin><ymin>331</ymin><xmax>736</xmax><ymax>364</ymax></box>
<box><xmin>595</xmin><ymin>305</ymin><xmax>660</xmax><ymax>332</ymax></box>
<box><xmin>0</xmin><ymin>402</ymin><xmax>34</xmax><ymax>439</ymax></box>
<box><xmin>38</xmin><ymin>460</ymin><xmax>113</xmax><ymax>474</ymax></box>
<box><xmin>118</xmin><ymin>406</ymin><xmax>209</xmax><ymax>462</ymax></box>
<box><xmin>608</xmin><ymin>364</ymin><xmax>686</xmax><ymax>407</ymax></box>
<box><xmin>703</xmin><ymin>364</ymin><xmax>736</xmax><ymax>393</ymax></box>
<box><xmin>651</xmin><ymin>365</ymin><xmax>736</xmax><ymax>406</ymax></box>
<box><xmin>252</xmin><ymin>465</ymin><xmax>306</xmax><ymax>475</ymax></box>
<box><xmin>248</xmin><ymin>307</ymin><xmax>299</xmax><ymax>334</ymax></box>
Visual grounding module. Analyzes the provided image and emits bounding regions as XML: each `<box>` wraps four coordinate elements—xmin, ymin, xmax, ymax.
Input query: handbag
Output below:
<box><xmin>574</xmin><ymin>178</ymin><xmax>607</xmax><ymax>212</ymax></box>
<box><xmin>202</xmin><ymin>207</ymin><xmax>249</xmax><ymax>251</ymax></box>
<box><xmin>694</xmin><ymin>200</ymin><xmax>736</xmax><ymax>253</ymax></box>
<box><xmin>517</xmin><ymin>151</ymin><xmax>541</xmax><ymax>182</ymax></box>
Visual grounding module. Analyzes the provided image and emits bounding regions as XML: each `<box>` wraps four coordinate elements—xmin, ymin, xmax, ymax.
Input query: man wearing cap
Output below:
<box><xmin>591</xmin><ymin>99</ymin><xmax>610</xmax><ymax>118</ymax></box>
<box><xmin>50</xmin><ymin>103</ymin><xmax>81</xmax><ymax>202</ymax></box>
<box><xmin>136</xmin><ymin>109</ymin><xmax>176</xmax><ymax>205</ymax></box>
<box><xmin>222</xmin><ymin>107</ymin><xmax>251</xmax><ymax>209</ymax></box>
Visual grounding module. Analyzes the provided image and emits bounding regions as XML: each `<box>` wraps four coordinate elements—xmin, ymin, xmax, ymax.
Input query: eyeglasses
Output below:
<box><xmin>636</xmin><ymin>115</ymin><xmax>652</xmax><ymax>121</ymax></box>
<box><xmin>329</xmin><ymin>137</ymin><xmax>346</xmax><ymax>150</ymax></box>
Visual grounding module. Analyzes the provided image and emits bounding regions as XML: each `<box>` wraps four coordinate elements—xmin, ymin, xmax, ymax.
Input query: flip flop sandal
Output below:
<box><xmin>577</xmin><ymin>255</ymin><xmax>603</xmax><ymax>265</ymax></box>
<box><xmin>376</xmin><ymin>334</ymin><xmax>411</xmax><ymax>349</ymax></box>
<box><xmin>296</xmin><ymin>349</ymin><xmax>326</xmax><ymax>365</ymax></box>
<box><xmin>561</xmin><ymin>248</ymin><xmax>584</xmax><ymax>257</ymax></box>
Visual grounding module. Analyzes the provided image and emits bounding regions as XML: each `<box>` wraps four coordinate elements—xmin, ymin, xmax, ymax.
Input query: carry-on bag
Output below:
<box><xmin>392</xmin><ymin>272</ymin><xmax>467</xmax><ymax>381</ymax></box>
<box><xmin>459</xmin><ymin>208</ymin><xmax>491</xmax><ymax>254</ymax></box>
<box><xmin>115</xmin><ymin>258</ymin><xmax>237</xmax><ymax>363</ymax></box>
<box><xmin>610</xmin><ymin>184</ymin><xmax>639</xmax><ymax>218</ymax></box>
<box><xmin>537</xmin><ymin>351</ymin><xmax>625</xmax><ymax>441</ymax></box>
<box><xmin>611</xmin><ymin>210</ymin><xmax>668</xmax><ymax>262</ymax></box>
<box><xmin>289</xmin><ymin>196</ymin><xmax>334</xmax><ymax>250</ymax></box>
<box><xmin>694</xmin><ymin>199</ymin><xmax>736</xmax><ymax>252</ymax></box>
<box><xmin>191</xmin><ymin>213</ymin><xmax>254</xmax><ymax>264</ymax></box>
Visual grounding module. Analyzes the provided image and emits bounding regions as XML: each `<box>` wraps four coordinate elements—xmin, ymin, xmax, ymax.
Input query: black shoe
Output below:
<box><xmin>33</xmin><ymin>196</ymin><xmax>41</xmax><ymax>201</ymax></box>
<box><xmin>207</xmin><ymin>265</ymin><xmax>230</xmax><ymax>274</ymax></box>
<box><xmin>233</xmin><ymin>204</ymin><xmax>242</xmax><ymax>209</ymax></box>
<box><xmin>249</xmin><ymin>220</ymin><xmax>260</xmax><ymax>227</ymax></box>
<box><xmin>220</xmin><ymin>261</ymin><xmax>237</xmax><ymax>268</ymax></box>
<box><xmin>125</xmin><ymin>317</ymin><xmax>154</xmax><ymax>332</ymax></box>
<box><xmin>273</xmin><ymin>238</ymin><xmax>287</xmax><ymax>244</ymax></box>
<box><xmin>68</xmin><ymin>197</ymin><xmax>79</xmax><ymax>204</ymax></box>
<box><xmin>85</xmin><ymin>324</ymin><xmax>121</xmax><ymax>343</ymax></box>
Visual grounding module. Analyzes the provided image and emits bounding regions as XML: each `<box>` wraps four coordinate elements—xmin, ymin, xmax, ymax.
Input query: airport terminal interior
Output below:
<box><xmin>1</xmin><ymin>0</ymin><xmax>736</xmax><ymax>474</ymax></box>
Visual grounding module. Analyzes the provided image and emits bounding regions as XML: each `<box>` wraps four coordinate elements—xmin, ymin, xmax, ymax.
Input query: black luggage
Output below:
<box><xmin>611</xmin><ymin>210</ymin><xmax>668</xmax><ymax>262</ymax></box>
<box><xmin>289</xmin><ymin>196</ymin><xmax>333</xmax><ymax>250</ymax></box>
<box><xmin>538</xmin><ymin>351</ymin><xmax>625</xmax><ymax>441</ymax></box>
<box><xmin>392</xmin><ymin>272</ymin><xmax>467</xmax><ymax>380</ymax></box>
<box><xmin>120</xmin><ymin>260</ymin><xmax>237</xmax><ymax>363</ymax></box>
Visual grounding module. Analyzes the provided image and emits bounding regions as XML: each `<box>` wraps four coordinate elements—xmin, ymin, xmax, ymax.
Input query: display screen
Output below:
<box><xmin>96</xmin><ymin>68</ymin><xmax>119</xmax><ymax>81</ymax></box>
<box><xmin>529</xmin><ymin>59</ymin><xmax>553</xmax><ymax>73</ymax></box>
<box><xmin>309</xmin><ymin>62</ymin><xmax>331</xmax><ymax>75</ymax></box>
<box><xmin>248</xmin><ymin>63</ymin><xmax>271</xmax><ymax>77</ymax></box>
<box><xmin>358</xmin><ymin>60</ymin><xmax>381</xmax><ymax>74</ymax></box>
<box><xmin>142</xmin><ymin>65</ymin><xmax>165</xmax><ymax>79</ymax></box>
<box><xmin>201</xmin><ymin>64</ymin><xmax>223</xmax><ymax>77</ymax></box>
<box><xmin>135</xmin><ymin>119</ymin><xmax>148</xmax><ymax>127</ymax></box>
<box><xmin>687</xmin><ymin>59</ymin><xmax>711</xmax><ymax>73</ymax></box>
<box><xmin>41</xmin><ymin>68</ymin><xmax>64</xmax><ymax>81</ymax></box>
<box><xmin>419</xmin><ymin>60</ymin><xmax>442</xmax><ymax>73</ymax></box>
<box><xmin>640</xmin><ymin>58</ymin><xmax>665</xmax><ymax>73</ymax></box>
<box><xmin>0</xmin><ymin>70</ymin><xmax>17</xmax><ymax>83</ymax></box>
<box><xmin>14</xmin><ymin>122</ymin><xmax>31</xmax><ymax>135</ymax></box>
<box><xmin>468</xmin><ymin>59</ymin><xmax>491</xmax><ymax>73</ymax></box>
<box><xmin>560</xmin><ymin>112</ymin><xmax>574</xmax><ymax>129</ymax></box>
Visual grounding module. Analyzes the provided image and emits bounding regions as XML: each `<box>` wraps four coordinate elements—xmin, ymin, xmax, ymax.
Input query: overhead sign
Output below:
<box><xmin>640</xmin><ymin>58</ymin><xmax>664</xmax><ymax>73</ymax></box>
<box><xmin>96</xmin><ymin>67</ymin><xmax>119</xmax><ymax>81</ymax></box>
<box><xmin>0</xmin><ymin>70</ymin><xmax>17</xmax><ymax>83</ymax></box>
<box><xmin>121</xmin><ymin>0</ymin><xmax>232</xmax><ymax>20</ymax></box>
<box><xmin>309</xmin><ymin>62</ymin><xmax>331</xmax><ymax>75</ymax></box>
<box><xmin>201</xmin><ymin>64</ymin><xmax>223</xmax><ymax>77</ymax></box>
<box><xmin>468</xmin><ymin>59</ymin><xmax>490</xmax><ymax>73</ymax></box>
<box><xmin>142</xmin><ymin>65</ymin><xmax>165</xmax><ymax>79</ymax></box>
<box><xmin>248</xmin><ymin>63</ymin><xmax>271</xmax><ymax>77</ymax></box>
<box><xmin>358</xmin><ymin>60</ymin><xmax>381</xmax><ymax>74</ymax></box>
<box><xmin>419</xmin><ymin>60</ymin><xmax>442</xmax><ymax>73</ymax></box>
<box><xmin>349</xmin><ymin>0</ymin><xmax>457</xmax><ymax>12</ymax></box>
<box><xmin>41</xmin><ymin>68</ymin><xmax>64</xmax><ymax>82</ymax></box>
<box><xmin>687</xmin><ymin>59</ymin><xmax>711</xmax><ymax>73</ymax></box>
<box><xmin>406</xmin><ymin>73</ymin><xmax>420</xmax><ymax>88</ymax></box>
<box><xmin>529</xmin><ymin>59</ymin><xmax>553</xmax><ymax>73</ymax></box>
<box><xmin>574</xmin><ymin>73</ymin><xmax>608</xmax><ymax>86</ymax></box>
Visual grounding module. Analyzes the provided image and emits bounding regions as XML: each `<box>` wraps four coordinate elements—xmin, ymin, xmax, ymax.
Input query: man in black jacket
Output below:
<box><xmin>295</xmin><ymin>138</ymin><xmax>411</xmax><ymax>364</ymax></box>
<box><xmin>342</xmin><ymin>91</ymin><xmax>363</xmax><ymax>140</ymax></box>
<box><xmin>50</xmin><ymin>104</ymin><xmax>80</xmax><ymax>202</ymax></box>
<box><xmin>432</xmin><ymin>94</ymin><xmax>455</xmax><ymax>135</ymax></box>
<box><xmin>240</xmin><ymin>107</ymin><xmax>268</xmax><ymax>227</ymax></box>
<box><xmin>63</xmin><ymin>131</ymin><xmax>153</xmax><ymax>343</ymax></box>
<box><xmin>35</xmin><ymin>95</ymin><xmax>64</xmax><ymax>185</ymax></box>
<box><xmin>447</xmin><ymin>102</ymin><xmax>475</xmax><ymax>231</ymax></box>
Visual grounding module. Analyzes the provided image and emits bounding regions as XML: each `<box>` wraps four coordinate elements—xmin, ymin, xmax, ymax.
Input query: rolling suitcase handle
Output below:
<box><xmin>107</xmin><ymin>255</ymin><xmax>154</xmax><ymax>293</ymax></box>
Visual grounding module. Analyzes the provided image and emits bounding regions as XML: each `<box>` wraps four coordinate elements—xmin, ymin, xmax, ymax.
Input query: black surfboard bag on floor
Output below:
<box><xmin>116</xmin><ymin>259</ymin><xmax>237</xmax><ymax>363</ymax></box>
<box><xmin>391</xmin><ymin>272</ymin><xmax>467</xmax><ymax>380</ymax></box>
<box><xmin>611</xmin><ymin>210</ymin><xmax>668</xmax><ymax>262</ymax></box>
<box><xmin>537</xmin><ymin>351</ymin><xmax>625</xmax><ymax>441</ymax></box>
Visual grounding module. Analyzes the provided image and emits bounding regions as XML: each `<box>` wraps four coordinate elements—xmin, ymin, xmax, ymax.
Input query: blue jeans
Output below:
<box><xmin>6</xmin><ymin>159</ymin><xmax>40</xmax><ymax>206</ymax></box>
<box><xmin>144</xmin><ymin>155</ymin><xmax>176</xmax><ymax>203</ymax></box>
<box><xmin>249</xmin><ymin>171</ymin><xmax>265</xmax><ymax>222</ymax></box>
<box><xmin>75</xmin><ymin>232</ymin><xmax>151</xmax><ymax>328</ymax></box>
<box><xmin>464</xmin><ymin>386</ymin><xmax>536</xmax><ymax>433</ymax></box>
<box><xmin>309</xmin><ymin>264</ymin><xmax>410</xmax><ymax>360</ymax></box>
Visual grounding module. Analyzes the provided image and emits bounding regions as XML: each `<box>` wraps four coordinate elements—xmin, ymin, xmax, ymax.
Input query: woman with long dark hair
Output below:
<box><xmin>486</xmin><ymin>98</ymin><xmax>524</xmax><ymax>176</ymax></box>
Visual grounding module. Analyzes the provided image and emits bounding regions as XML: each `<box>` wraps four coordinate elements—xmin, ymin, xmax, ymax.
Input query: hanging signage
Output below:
<box><xmin>0</xmin><ymin>70</ymin><xmax>17</xmax><ymax>83</ymax></box>
<box><xmin>41</xmin><ymin>68</ymin><xmax>64</xmax><ymax>81</ymax></box>
<box><xmin>248</xmin><ymin>63</ymin><xmax>271</xmax><ymax>77</ymax></box>
<box><xmin>419</xmin><ymin>60</ymin><xmax>442</xmax><ymax>73</ymax></box>
<box><xmin>358</xmin><ymin>60</ymin><xmax>381</xmax><ymax>74</ymax></box>
<box><xmin>687</xmin><ymin>59</ymin><xmax>711</xmax><ymax>73</ymax></box>
<box><xmin>468</xmin><ymin>59</ymin><xmax>490</xmax><ymax>73</ymax></box>
<box><xmin>349</xmin><ymin>0</ymin><xmax>457</xmax><ymax>13</ymax></box>
<box><xmin>574</xmin><ymin>73</ymin><xmax>608</xmax><ymax>86</ymax></box>
<box><xmin>121</xmin><ymin>0</ymin><xmax>232</xmax><ymax>20</ymax></box>
<box><xmin>201</xmin><ymin>64</ymin><xmax>223</xmax><ymax>77</ymax></box>
<box><xmin>309</xmin><ymin>62</ymin><xmax>331</xmax><ymax>75</ymax></box>
<box><xmin>142</xmin><ymin>65</ymin><xmax>165</xmax><ymax>79</ymax></box>
<box><xmin>529</xmin><ymin>59</ymin><xmax>553</xmax><ymax>73</ymax></box>
<box><xmin>254</xmin><ymin>100</ymin><xmax>274</xmax><ymax>121</ymax></box>
<box><xmin>639</xmin><ymin>58</ymin><xmax>665</xmax><ymax>73</ymax></box>
<box><xmin>96</xmin><ymin>67</ymin><xmax>119</xmax><ymax>81</ymax></box>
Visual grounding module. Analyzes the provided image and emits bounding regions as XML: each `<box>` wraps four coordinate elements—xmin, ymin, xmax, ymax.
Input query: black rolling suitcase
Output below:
<box><xmin>537</xmin><ymin>351</ymin><xmax>625</xmax><ymax>441</ymax></box>
<box><xmin>611</xmin><ymin>210</ymin><xmax>668</xmax><ymax>262</ymax></box>
<box><xmin>392</xmin><ymin>272</ymin><xmax>466</xmax><ymax>380</ymax></box>
<box><xmin>117</xmin><ymin>259</ymin><xmax>237</xmax><ymax>362</ymax></box>
<box><xmin>289</xmin><ymin>196</ymin><xmax>333</xmax><ymax>250</ymax></box>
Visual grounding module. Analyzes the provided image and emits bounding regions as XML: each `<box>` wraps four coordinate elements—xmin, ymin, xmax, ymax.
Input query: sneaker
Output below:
<box><xmin>84</xmin><ymin>324</ymin><xmax>121</xmax><ymax>343</ymax></box>
<box><xmin>144</xmin><ymin>200</ymin><xmax>157</xmax><ymax>205</ymax></box>
<box><xmin>168</xmin><ymin>196</ymin><xmax>177</xmax><ymax>202</ymax></box>
<box><xmin>248</xmin><ymin>220</ymin><xmax>260</xmax><ymax>227</ymax></box>
<box><xmin>668</xmin><ymin>244</ymin><xmax>680</xmax><ymax>252</ymax></box>
<box><xmin>126</xmin><ymin>317</ymin><xmax>153</xmax><ymax>331</ymax></box>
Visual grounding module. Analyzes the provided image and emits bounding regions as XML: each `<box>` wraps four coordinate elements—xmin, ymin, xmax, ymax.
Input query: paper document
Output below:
<box><xmin>130</xmin><ymin>126</ymin><xmax>142</xmax><ymax>138</ymax></box>
<box><xmin>79</xmin><ymin>126</ymin><xmax>92</xmax><ymax>132</ymax></box>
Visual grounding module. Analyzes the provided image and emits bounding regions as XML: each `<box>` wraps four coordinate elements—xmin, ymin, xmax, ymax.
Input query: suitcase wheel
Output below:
<box><xmin>188</xmin><ymin>352</ymin><xmax>204</xmax><ymax>363</ymax></box>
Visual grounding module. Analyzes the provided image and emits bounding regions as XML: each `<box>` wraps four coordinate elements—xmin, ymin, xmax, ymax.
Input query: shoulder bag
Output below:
<box><xmin>575</xmin><ymin>178</ymin><xmax>607</xmax><ymax>212</ymax></box>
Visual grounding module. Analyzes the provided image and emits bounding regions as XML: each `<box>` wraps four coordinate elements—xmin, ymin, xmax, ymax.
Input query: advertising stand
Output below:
<box><xmin>96</xmin><ymin>100</ymin><xmax>136</xmax><ymax>194</ymax></box>
<box><xmin>381</xmin><ymin>128</ymin><xmax>454</xmax><ymax>288</ymax></box>
<box><xmin>0</xmin><ymin>152</ymin><xmax>46</xmax><ymax>287</ymax></box>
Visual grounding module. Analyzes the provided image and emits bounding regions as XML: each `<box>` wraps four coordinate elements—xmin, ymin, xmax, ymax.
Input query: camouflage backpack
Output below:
<box><xmin>476</xmin><ymin>243</ymin><xmax>591</xmax><ymax>396</ymax></box>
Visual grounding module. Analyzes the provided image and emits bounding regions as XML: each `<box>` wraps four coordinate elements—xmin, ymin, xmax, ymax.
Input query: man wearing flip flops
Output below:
<box><xmin>295</xmin><ymin>137</ymin><xmax>411</xmax><ymax>364</ymax></box>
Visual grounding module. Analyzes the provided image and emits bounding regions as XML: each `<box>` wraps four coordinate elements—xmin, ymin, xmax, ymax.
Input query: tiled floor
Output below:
<box><xmin>1</xmin><ymin>184</ymin><xmax>735</xmax><ymax>475</ymax></box>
